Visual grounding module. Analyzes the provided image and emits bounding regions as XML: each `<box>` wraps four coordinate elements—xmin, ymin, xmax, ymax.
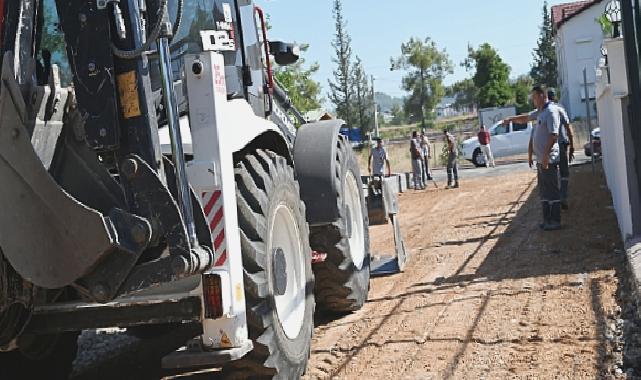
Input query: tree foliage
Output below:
<box><xmin>391</xmin><ymin>37</ymin><xmax>453</xmax><ymax>129</ymax></box>
<box><xmin>465</xmin><ymin>43</ymin><xmax>513</xmax><ymax>108</ymax></box>
<box><xmin>351</xmin><ymin>56</ymin><xmax>373</xmax><ymax>133</ymax></box>
<box><xmin>328</xmin><ymin>0</ymin><xmax>354</xmax><ymax>126</ymax></box>
<box><xmin>513</xmin><ymin>75</ymin><xmax>534</xmax><ymax>114</ymax></box>
<box><xmin>531</xmin><ymin>1</ymin><xmax>558</xmax><ymax>88</ymax></box>
<box><xmin>390</xmin><ymin>104</ymin><xmax>406</xmax><ymax>125</ymax></box>
<box><xmin>274</xmin><ymin>44</ymin><xmax>322</xmax><ymax>114</ymax></box>
<box><xmin>448</xmin><ymin>78</ymin><xmax>478</xmax><ymax>111</ymax></box>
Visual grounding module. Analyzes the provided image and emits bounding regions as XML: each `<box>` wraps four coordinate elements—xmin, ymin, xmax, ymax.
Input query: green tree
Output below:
<box><xmin>531</xmin><ymin>1</ymin><xmax>558</xmax><ymax>87</ymax></box>
<box><xmin>274</xmin><ymin>44</ymin><xmax>322</xmax><ymax>114</ymax></box>
<box><xmin>390</xmin><ymin>104</ymin><xmax>406</xmax><ymax>125</ymax></box>
<box><xmin>328</xmin><ymin>0</ymin><xmax>354</xmax><ymax>126</ymax></box>
<box><xmin>513</xmin><ymin>75</ymin><xmax>534</xmax><ymax>114</ymax></box>
<box><xmin>391</xmin><ymin>37</ymin><xmax>453</xmax><ymax>130</ymax></box>
<box><xmin>465</xmin><ymin>43</ymin><xmax>513</xmax><ymax>108</ymax></box>
<box><xmin>449</xmin><ymin>78</ymin><xmax>478</xmax><ymax>111</ymax></box>
<box><xmin>351</xmin><ymin>56</ymin><xmax>373</xmax><ymax>133</ymax></box>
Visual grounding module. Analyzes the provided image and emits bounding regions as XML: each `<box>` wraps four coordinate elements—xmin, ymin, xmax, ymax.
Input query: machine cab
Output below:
<box><xmin>169</xmin><ymin>0</ymin><xmax>295</xmax><ymax>119</ymax></box>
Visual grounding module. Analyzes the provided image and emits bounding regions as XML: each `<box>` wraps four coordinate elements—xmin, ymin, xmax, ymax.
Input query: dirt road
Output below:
<box><xmin>305</xmin><ymin>164</ymin><xmax>624</xmax><ymax>379</ymax></box>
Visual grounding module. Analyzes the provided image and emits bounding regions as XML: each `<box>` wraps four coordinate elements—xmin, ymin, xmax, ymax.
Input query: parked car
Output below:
<box><xmin>584</xmin><ymin>128</ymin><xmax>601</xmax><ymax>156</ymax></box>
<box><xmin>462</xmin><ymin>121</ymin><xmax>533</xmax><ymax>167</ymax></box>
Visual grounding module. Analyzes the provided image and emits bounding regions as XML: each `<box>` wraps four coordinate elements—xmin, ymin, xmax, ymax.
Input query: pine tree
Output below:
<box><xmin>531</xmin><ymin>1</ymin><xmax>558</xmax><ymax>88</ymax></box>
<box><xmin>391</xmin><ymin>37</ymin><xmax>453</xmax><ymax>130</ymax></box>
<box><xmin>328</xmin><ymin>0</ymin><xmax>354</xmax><ymax>126</ymax></box>
<box><xmin>351</xmin><ymin>57</ymin><xmax>373</xmax><ymax>133</ymax></box>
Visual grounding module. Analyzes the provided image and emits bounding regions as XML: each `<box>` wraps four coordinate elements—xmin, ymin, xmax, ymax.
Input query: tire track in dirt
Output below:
<box><xmin>305</xmin><ymin>173</ymin><xmax>536</xmax><ymax>379</ymax></box>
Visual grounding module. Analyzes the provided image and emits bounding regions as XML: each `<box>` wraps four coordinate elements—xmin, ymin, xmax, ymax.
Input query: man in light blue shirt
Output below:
<box><xmin>504</xmin><ymin>85</ymin><xmax>562</xmax><ymax>231</ymax></box>
<box><xmin>368</xmin><ymin>138</ymin><xmax>391</xmax><ymax>177</ymax></box>
<box><xmin>548</xmin><ymin>89</ymin><xmax>575</xmax><ymax>210</ymax></box>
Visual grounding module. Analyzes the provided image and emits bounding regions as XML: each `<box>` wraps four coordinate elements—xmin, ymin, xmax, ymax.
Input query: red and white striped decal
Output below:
<box><xmin>202</xmin><ymin>191</ymin><xmax>228</xmax><ymax>267</ymax></box>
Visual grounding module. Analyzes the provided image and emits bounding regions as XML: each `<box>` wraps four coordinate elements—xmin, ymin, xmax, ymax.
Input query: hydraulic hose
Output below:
<box><xmin>171</xmin><ymin>0</ymin><xmax>182</xmax><ymax>40</ymax></box>
<box><xmin>111</xmin><ymin>0</ymin><xmax>168</xmax><ymax>59</ymax></box>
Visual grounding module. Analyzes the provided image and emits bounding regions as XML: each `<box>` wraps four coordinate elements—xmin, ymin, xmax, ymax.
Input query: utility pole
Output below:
<box><xmin>371</xmin><ymin>75</ymin><xmax>379</xmax><ymax>138</ymax></box>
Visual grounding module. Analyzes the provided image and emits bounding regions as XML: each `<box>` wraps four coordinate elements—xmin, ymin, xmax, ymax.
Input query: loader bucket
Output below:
<box><xmin>0</xmin><ymin>54</ymin><xmax>145</xmax><ymax>289</ymax></box>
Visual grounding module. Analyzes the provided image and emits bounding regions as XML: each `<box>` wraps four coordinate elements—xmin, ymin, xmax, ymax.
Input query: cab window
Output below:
<box><xmin>513</xmin><ymin>122</ymin><xmax>528</xmax><ymax>132</ymax></box>
<box><xmin>492</xmin><ymin>124</ymin><xmax>508</xmax><ymax>135</ymax></box>
<box><xmin>40</xmin><ymin>0</ymin><xmax>72</xmax><ymax>86</ymax></box>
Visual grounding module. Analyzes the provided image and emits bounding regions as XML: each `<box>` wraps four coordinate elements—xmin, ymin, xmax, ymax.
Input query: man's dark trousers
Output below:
<box><xmin>559</xmin><ymin>143</ymin><xmax>570</xmax><ymax>203</ymax></box>
<box><xmin>537</xmin><ymin>163</ymin><xmax>561</xmax><ymax>228</ymax></box>
<box><xmin>422</xmin><ymin>156</ymin><xmax>431</xmax><ymax>181</ymax></box>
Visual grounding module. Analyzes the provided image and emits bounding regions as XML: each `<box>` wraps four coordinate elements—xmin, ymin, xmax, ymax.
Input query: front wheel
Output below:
<box><xmin>226</xmin><ymin>150</ymin><xmax>314</xmax><ymax>379</ymax></box>
<box><xmin>310</xmin><ymin>136</ymin><xmax>371</xmax><ymax>313</ymax></box>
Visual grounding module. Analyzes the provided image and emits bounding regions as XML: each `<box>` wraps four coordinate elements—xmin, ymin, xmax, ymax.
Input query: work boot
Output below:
<box><xmin>446</xmin><ymin>182</ymin><xmax>453</xmax><ymax>189</ymax></box>
<box><xmin>453</xmin><ymin>181</ymin><xmax>459</xmax><ymax>189</ymax></box>
<box><xmin>545</xmin><ymin>203</ymin><xmax>562</xmax><ymax>231</ymax></box>
<box><xmin>540</xmin><ymin>202</ymin><xmax>551</xmax><ymax>230</ymax></box>
<box><xmin>561</xmin><ymin>200</ymin><xmax>569</xmax><ymax>210</ymax></box>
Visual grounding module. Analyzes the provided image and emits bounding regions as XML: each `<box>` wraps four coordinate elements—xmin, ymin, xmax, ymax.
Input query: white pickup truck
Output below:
<box><xmin>462</xmin><ymin>121</ymin><xmax>534</xmax><ymax>167</ymax></box>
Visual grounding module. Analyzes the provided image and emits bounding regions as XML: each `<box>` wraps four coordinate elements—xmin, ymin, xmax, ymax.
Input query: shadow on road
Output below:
<box><xmin>407</xmin><ymin>164</ymin><xmax>623</xmax><ymax>378</ymax></box>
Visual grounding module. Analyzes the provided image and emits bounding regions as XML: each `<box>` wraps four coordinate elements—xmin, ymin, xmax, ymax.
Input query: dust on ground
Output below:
<box><xmin>305</xmin><ymin>163</ymin><xmax>626</xmax><ymax>379</ymax></box>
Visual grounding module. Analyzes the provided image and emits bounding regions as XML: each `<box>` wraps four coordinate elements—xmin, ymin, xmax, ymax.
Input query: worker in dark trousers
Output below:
<box><xmin>420</xmin><ymin>132</ymin><xmax>432</xmax><ymax>181</ymax></box>
<box><xmin>548</xmin><ymin>89</ymin><xmax>575</xmax><ymax>210</ymax></box>
<box><xmin>505</xmin><ymin>85</ymin><xmax>561</xmax><ymax>230</ymax></box>
<box><xmin>410</xmin><ymin>131</ymin><xmax>425</xmax><ymax>190</ymax></box>
<box><xmin>444</xmin><ymin>129</ymin><xmax>459</xmax><ymax>189</ymax></box>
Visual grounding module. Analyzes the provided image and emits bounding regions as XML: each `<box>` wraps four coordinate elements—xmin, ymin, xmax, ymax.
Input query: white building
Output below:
<box><xmin>552</xmin><ymin>0</ymin><xmax>608</xmax><ymax>119</ymax></box>
<box><xmin>435</xmin><ymin>95</ymin><xmax>475</xmax><ymax>119</ymax></box>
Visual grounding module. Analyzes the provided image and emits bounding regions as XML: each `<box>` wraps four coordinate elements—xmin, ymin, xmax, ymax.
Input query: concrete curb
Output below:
<box><xmin>625</xmin><ymin>237</ymin><xmax>641</xmax><ymax>320</ymax></box>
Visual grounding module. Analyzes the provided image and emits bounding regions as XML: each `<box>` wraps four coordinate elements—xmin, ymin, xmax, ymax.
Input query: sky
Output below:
<box><xmin>258</xmin><ymin>0</ymin><xmax>570</xmax><ymax>101</ymax></box>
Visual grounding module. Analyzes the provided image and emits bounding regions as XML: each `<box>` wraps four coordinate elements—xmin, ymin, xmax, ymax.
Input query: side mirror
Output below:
<box><xmin>269</xmin><ymin>41</ymin><xmax>300</xmax><ymax>66</ymax></box>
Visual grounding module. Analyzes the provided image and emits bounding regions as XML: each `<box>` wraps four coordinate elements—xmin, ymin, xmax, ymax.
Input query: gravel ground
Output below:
<box><xmin>305</xmin><ymin>163</ymin><xmax>630</xmax><ymax>379</ymax></box>
<box><xmin>607</xmin><ymin>264</ymin><xmax>641</xmax><ymax>379</ymax></box>
<box><xmin>69</xmin><ymin>160</ymin><xmax>638</xmax><ymax>380</ymax></box>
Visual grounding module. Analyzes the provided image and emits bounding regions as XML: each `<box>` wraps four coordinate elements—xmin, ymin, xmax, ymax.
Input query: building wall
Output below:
<box><xmin>595</xmin><ymin>38</ymin><xmax>634</xmax><ymax>240</ymax></box>
<box><xmin>555</xmin><ymin>1</ymin><xmax>607</xmax><ymax>119</ymax></box>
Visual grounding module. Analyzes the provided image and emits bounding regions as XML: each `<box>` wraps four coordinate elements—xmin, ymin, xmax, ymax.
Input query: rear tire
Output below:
<box><xmin>226</xmin><ymin>150</ymin><xmax>314</xmax><ymax>379</ymax></box>
<box><xmin>0</xmin><ymin>332</ymin><xmax>79</xmax><ymax>380</ymax></box>
<box><xmin>472</xmin><ymin>148</ymin><xmax>487</xmax><ymax>168</ymax></box>
<box><xmin>310</xmin><ymin>136</ymin><xmax>371</xmax><ymax>312</ymax></box>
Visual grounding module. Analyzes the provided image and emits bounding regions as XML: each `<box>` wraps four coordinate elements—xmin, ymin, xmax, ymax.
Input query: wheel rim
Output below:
<box><xmin>345</xmin><ymin>172</ymin><xmax>365</xmax><ymax>270</ymax></box>
<box><xmin>270</xmin><ymin>204</ymin><xmax>306</xmax><ymax>340</ymax></box>
<box><xmin>475</xmin><ymin>150</ymin><xmax>486</xmax><ymax>166</ymax></box>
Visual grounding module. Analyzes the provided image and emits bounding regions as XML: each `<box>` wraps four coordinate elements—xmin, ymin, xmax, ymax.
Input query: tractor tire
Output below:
<box><xmin>310</xmin><ymin>136</ymin><xmax>371</xmax><ymax>313</ymax></box>
<box><xmin>225</xmin><ymin>150</ymin><xmax>314</xmax><ymax>379</ymax></box>
<box><xmin>0</xmin><ymin>332</ymin><xmax>79</xmax><ymax>380</ymax></box>
<box><xmin>472</xmin><ymin>148</ymin><xmax>487</xmax><ymax>168</ymax></box>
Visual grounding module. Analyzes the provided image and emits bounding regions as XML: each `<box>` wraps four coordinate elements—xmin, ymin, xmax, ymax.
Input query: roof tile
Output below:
<box><xmin>551</xmin><ymin>0</ymin><xmax>602</xmax><ymax>29</ymax></box>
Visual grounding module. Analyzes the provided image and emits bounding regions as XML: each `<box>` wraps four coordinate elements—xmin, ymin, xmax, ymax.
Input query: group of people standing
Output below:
<box><xmin>369</xmin><ymin>130</ymin><xmax>460</xmax><ymax>190</ymax></box>
<box><xmin>415</xmin><ymin>130</ymin><xmax>459</xmax><ymax>190</ymax></box>
<box><xmin>369</xmin><ymin>84</ymin><xmax>574</xmax><ymax>228</ymax></box>
<box><xmin>504</xmin><ymin>86</ymin><xmax>574</xmax><ymax>232</ymax></box>
<box><xmin>409</xmin><ymin>131</ymin><xmax>433</xmax><ymax>190</ymax></box>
